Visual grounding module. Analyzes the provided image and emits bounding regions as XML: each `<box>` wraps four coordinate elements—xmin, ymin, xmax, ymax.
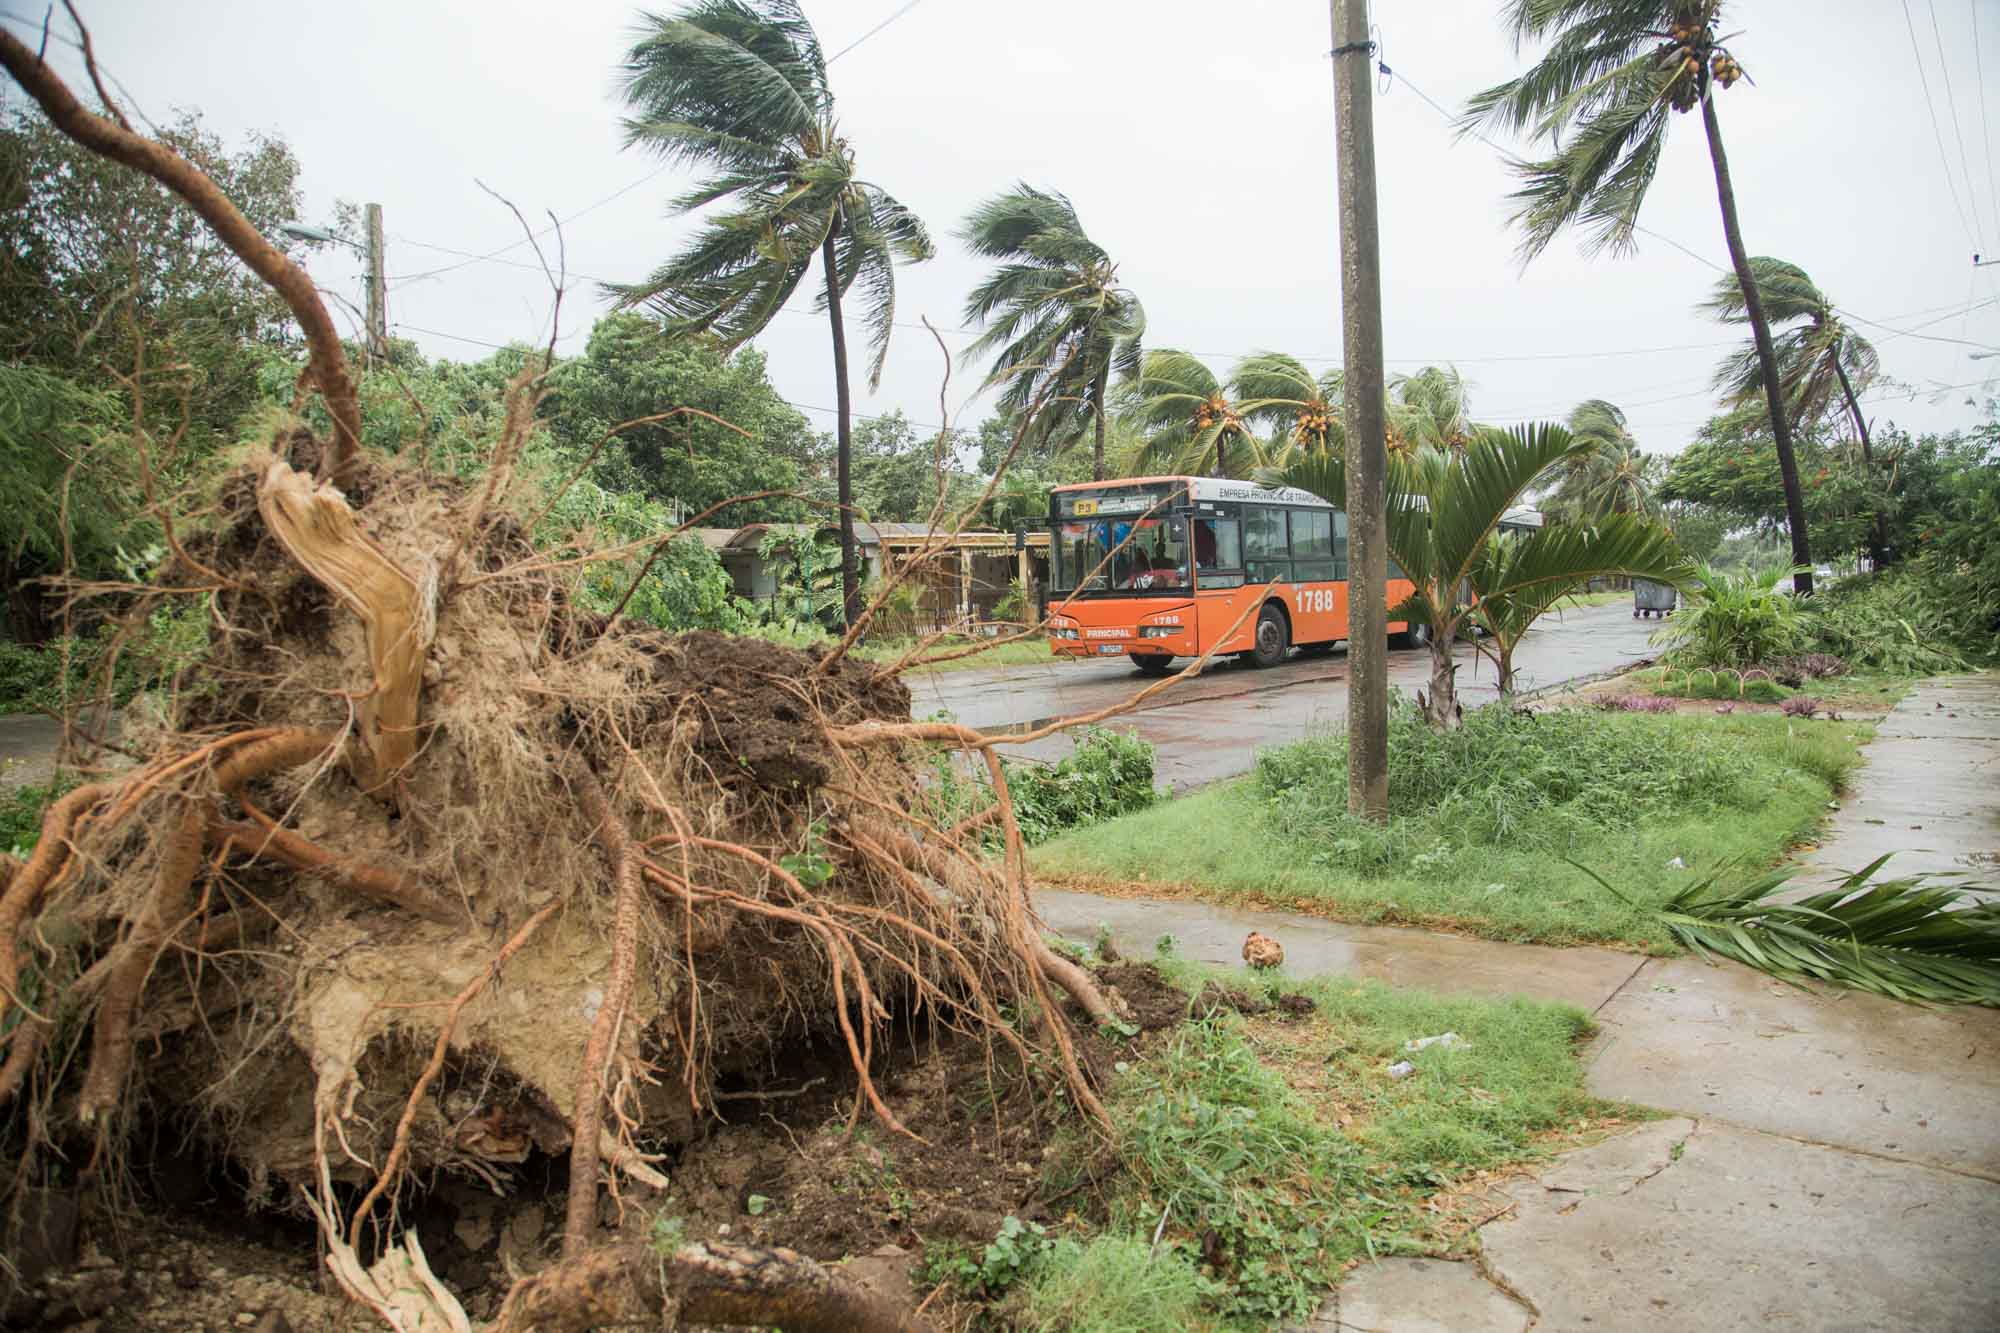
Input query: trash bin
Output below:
<box><xmin>1633</xmin><ymin>579</ymin><xmax>1677</xmax><ymax>619</ymax></box>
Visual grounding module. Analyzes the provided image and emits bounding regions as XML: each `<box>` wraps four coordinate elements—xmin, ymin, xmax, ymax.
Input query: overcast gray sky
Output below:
<box><xmin>25</xmin><ymin>0</ymin><xmax>2000</xmax><ymax>457</ymax></box>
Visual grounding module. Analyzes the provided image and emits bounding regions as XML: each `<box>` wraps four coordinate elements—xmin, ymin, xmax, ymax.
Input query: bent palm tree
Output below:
<box><xmin>1128</xmin><ymin>349</ymin><xmax>1256</xmax><ymax>477</ymax></box>
<box><xmin>1386</xmin><ymin>364</ymin><xmax>1487</xmax><ymax>455</ymax></box>
<box><xmin>1703</xmin><ymin>256</ymin><xmax>1887</xmax><ymax>564</ymax></box>
<box><xmin>959</xmin><ymin>185</ymin><xmax>1144</xmax><ymax>482</ymax></box>
<box><xmin>611</xmin><ymin>0</ymin><xmax>934</xmax><ymax>625</ymax></box>
<box><xmin>1233</xmin><ymin>352</ymin><xmax>1346</xmax><ymax>466</ymax></box>
<box><xmin>1545</xmin><ymin>400</ymin><xmax>1662</xmax><ymax>520</ymax></box>
<box><xmin>1463</xmin><ymin>1</ymin><xmax>1816</xmax><ymax>596</ymax></box>
<box><xmin>1264</xmin><ymin>425</ymin><xmax>1688</xmax><ymax>727</ymax></box>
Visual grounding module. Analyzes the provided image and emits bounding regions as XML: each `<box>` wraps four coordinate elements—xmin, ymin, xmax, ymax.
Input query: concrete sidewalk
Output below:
<box><xmin>1038</xmin><ymin>672</ymin><xmax>2000</xmax><ymax>1330</ymax></box>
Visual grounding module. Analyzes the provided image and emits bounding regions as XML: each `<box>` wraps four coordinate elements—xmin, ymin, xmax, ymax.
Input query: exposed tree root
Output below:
<box><xmin>76</xmin><ymin>795</ymin><xmax>206</xmax><ymax>1125</ymax></box>
<box><xmin>493</xmin><ymin>1241</ymin><xmax>933</xmax><ymax>1333</ymax></box>
<box><xmin>562</xmin><ymin>768</ymin><xmax>644</xmax><ymax>1259</ymax></box>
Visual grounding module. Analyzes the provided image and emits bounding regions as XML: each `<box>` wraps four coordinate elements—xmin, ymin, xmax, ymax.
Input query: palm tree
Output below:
<box><xmin>1463</xmin><ymin>2</ymin><xmax>1817</xmax><ymax>596</ymax></box>
<box><xmin>1263</xmin><ymin>425</ymin><xmax>1688</xmax><ymax>727</ymax></box>
<box><xmin>1544</xmin><ymin>400</ymin><xmax>1662</xmax><ymax>520</ymax></box>
<box><xmin>1127</xmin><ymin>350</ymin><xmax>1257</xmax><ymax>478</ymax></box>
<box><xmin>959</xmin><ymin>185</ymin><xmax>1144</xmax><ymax>482</ymax></box>
<box><xmin>1702</xmin><ymin>257</ymin><xmax>1887</xmax><ymax>565</ymax></box>
<box><xmin>1386</xmin><ymin>364</ymin><xmax>1486</xmax><ymax>454</ymax></box>
<box><xmin>1233</xmin><ymin>352</ymin><xmax>1346</xmax><ymax>466</ymax></box>
<box><xmin>611</xmin><ymin>0</ymin><xmax>934</xmax><ymax>626</ymax></box>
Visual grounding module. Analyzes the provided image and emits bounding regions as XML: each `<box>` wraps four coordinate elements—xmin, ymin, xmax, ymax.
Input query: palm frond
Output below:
<box><xmin>1626</xmin><ymin>858</ymin><xmax>2000</xmax><ymax>1006</ymax></box>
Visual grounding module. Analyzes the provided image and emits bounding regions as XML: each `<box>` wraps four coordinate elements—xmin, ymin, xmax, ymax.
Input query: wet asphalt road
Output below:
<box><xmin>907</xmin><ymin>601</ymin><xmax>1662</xmax><ymax>789</ymax></box>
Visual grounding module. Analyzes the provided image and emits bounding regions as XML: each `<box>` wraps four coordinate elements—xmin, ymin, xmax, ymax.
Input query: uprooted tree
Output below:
<box><xmin>0</xmin><ymin>27</ymin><xmax>1122</xmax><ymax>1331</ymax></box>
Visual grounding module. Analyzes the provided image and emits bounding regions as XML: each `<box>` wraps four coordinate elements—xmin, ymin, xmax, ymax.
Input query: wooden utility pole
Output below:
<box><xmin>1330</xmin><ymin>0</ymin><xmax>1389</xmax><ymax>820</ymax></box>
<box><xmin>364</xmin><ymin>202</ymin><xmax>387</xmax><ymax>363</ymax></box>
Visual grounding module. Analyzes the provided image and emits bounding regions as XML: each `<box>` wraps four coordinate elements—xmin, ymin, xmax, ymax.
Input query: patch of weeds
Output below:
<box><xmin>1112</xmin><ymin>1016</ymin><xmax>1362</xmax><ymax>1323</ymax></box>
<box><xmin>1019</xmin><ymin>1234</ymin><xmax>1222</xmax><ymax>1333</ymax></box>
<box><xmin>648</xmin><ymin>1210</ymin><xmax>687</xmax><ymax>1254</ymax></box>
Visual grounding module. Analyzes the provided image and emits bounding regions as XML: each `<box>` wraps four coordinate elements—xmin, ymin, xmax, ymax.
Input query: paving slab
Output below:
<box><xmin>1036</xmin><ymin>888</ymin><xmax>1643</xmax><ymax>1012</ymax></box>
<box><xmin>1479</xmin><ymin>1118</ymin><xmax>2000</xmax><ymax>1331</ymax></box>
<box><xmin>1799</xmin><ymin>673</ymin><xmax>2000</xmax><ymax>890</ymax></box>
<box><xmin>1587</xmin><ymin>954</ymin><xmax>2000</xmax><ymax>1177</ymax></box>
<box><xmin>1320</xmin><ymin>1257</ymin><xmax>1530</xmax><ymax>1332</ymax></box>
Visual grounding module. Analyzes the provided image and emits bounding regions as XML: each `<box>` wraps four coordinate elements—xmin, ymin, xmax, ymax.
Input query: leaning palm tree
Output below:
<box><xmin>959</xmin><ymin>185</ymin><xmax>1144</xmax><ymax>482</ymax></box>
<box><xmin>1702</xmin><ymin>256</ymin><xmax>1886</xmax><ymax>564</ymax></box>
<box><xmin>610</xmin><ymin>0</ymin><xmax>934</xmax><ymax>625</ymax></box>
<box><xmin>1462</xmin><ymin>2</ymin><xmax>1816</xmax><ymax>596</ymax></box>
<box><xmin>1263</xmin><ymin>425</ymin><xmax>1689</xmax><ymax>727</ymax></box>
<box><xmin>1233</xmin><ymin>352</ymin><xmax>1346</xmax><ymax>466</ymax></box>
<box><xmin>1386</xmin><ymin>364</ymin><xmax>1481</xmax><ymax>454</ymax></box>
<box><xmin>1545</xmin><ymin>400</ymin><xmax>1662</xmax><ymax>520</ymax></box>
<box><xmin>1126</xmin><ymin>349</ymin><xmax>1256</xmax><ymax>477</ymax></box>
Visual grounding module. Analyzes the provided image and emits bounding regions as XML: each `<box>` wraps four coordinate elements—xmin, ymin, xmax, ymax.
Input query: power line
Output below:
<box><xmin>1903</xmin><ymin>0</ymin><xmax>1982</xmax><ymax>251</ymax></box>
<box><xmin>1928</xmin><ymin>0</ymin><xmax>1990</xmax><ymax>245</ymax></box>
<box><xmin>1975</xmin><ymin>0</ymin><xmax>2000</xmax><ymax>246</ymax></box>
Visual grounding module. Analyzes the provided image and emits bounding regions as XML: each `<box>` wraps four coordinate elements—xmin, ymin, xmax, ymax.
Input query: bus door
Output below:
<box><xmin>1187</xmin><ymin>507</ymin><xmax>1247</xmax><ymax>651</ymax></box>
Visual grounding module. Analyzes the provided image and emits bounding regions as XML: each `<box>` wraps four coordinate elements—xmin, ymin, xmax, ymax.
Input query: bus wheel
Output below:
<box><xmin>1250</xmin><ymin>604</ymin><xmax>1289</xmax><ymax>668</ymax></box>
<box><xmin>1395</xmin><ymin>621</ymin><xmax>1431</xmax><ymax>649</ymax></box>
<box><xmin>1133</xmin><ymin>654</ymin><xmax>1175</xmax><ymax>676</ymax></box>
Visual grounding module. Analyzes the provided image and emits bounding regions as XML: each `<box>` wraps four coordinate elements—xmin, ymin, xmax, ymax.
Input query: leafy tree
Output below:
<box><xmin>959</xmin><ymin>184</ymin><xmax>1144</xmax><ymax>481</ymax></box>
<box><xmin>0</xmin><ymin>102</ymin><xmax>318</xmax><ymax>638</ymax></box>
<box><xmin>0</xmin><ymin>365</ymin><xmax>137</xmax><ymax>640</ymax></box>
<box><xmin>1659</xmin><ymin>407</ymin><xmax>1879</xmax><ymax>561</ymax></box>
<box><xmin>848</xmin><ymin>408</ymin><xmax>981</xmax><ymax>523</ymax></box>
<box><xmin>1265</xmin><ymin>425</ymin><xmax>1688</xmax><ymax>725</ymax></box>
<box><xmin>0</xmin><ymin>101</ymin><xmax>316</xmax><ymax>440</ymax></box>
<box><xmin>1701</xmin><ymin>257</ymin><xmax>1885</xmax><ymax>564</ymax></box>
<box><xmin>1127</xmin><ymin>350</ymin><xmax>1257</xmax><ymax>477</ymax></box>
<box><xmin>1463</xmin><ymin>2</ymin><xmax>1818</xmax><ymax>594</ymax></box>
<box><xmin>544</xmin><ymin>312</ymin><xmax>814</xmax><ymax>524</ymax></box>
<box><xmin>1543</xmin><ymin>400</ymin><xmax>1661</xmax><ymax>520</ymax></box>
<box><xmin>610</xmin><ymin>0</ymin><xmax>934</xmax><ymax>625</ymax></box>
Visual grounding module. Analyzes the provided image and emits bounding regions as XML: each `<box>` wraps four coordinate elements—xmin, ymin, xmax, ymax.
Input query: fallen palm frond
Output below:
<box><xmin>1576</xmin><ymin>857</ymin><xmax>2000</xmax><ymax>1006</ymax></box>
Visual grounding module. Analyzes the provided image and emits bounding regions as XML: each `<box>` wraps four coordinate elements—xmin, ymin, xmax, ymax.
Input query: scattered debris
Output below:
<box><xmin>1405</xmin><ymin>1032</ymin><xmax>1470</xmax><ymax>1054</ymax></box>
<box><xmin>1386</xmin><ymin>1060</ymin><xmax>1417</xmax><ymax>1080</ymax></box>
<box><xmin>1242</xmin><ymin>931</ymin><xmax>1285</xmax><ymax>969</ymax></box>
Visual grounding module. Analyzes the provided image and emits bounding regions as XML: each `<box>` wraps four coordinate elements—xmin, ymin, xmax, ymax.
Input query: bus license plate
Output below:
<box><xmin>1098</xmin><ymin>644</ymin><xmax>1123</xmax><ymax>654</ymax></box>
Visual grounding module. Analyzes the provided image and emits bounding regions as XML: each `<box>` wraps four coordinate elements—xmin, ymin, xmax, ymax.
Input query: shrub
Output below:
<box><xmin>3</xmin><ymin>779</ymin><xmax>72</xmax><ymax>855</ymax></box>
<box><xmin>1256</xmin><ymin>694</ymin><xmax>1763</xmax><ymax>871</ymax></box>
<box><xmin>0</xmin><ymin>602</ymin><xmax>208</xmax><ymax>716</ymax></box>
<box><xmin>1006</xmin><ymin>728</ymin><xmax>1162</xmax><ymax>844</ymax></box>
<box><xmin>1652</xmin><ymin>564</ymin><xmax>1807</xmax><ymax>668</ymax></box>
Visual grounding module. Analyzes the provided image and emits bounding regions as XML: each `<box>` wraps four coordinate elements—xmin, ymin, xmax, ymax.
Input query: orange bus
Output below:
<box><xmin>1042</xmin><ymin>475</ymin><xmax>1422</xmax><ymax>674</ymax></box>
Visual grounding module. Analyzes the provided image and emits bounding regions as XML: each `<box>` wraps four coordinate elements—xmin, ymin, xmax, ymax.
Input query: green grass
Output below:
<box><xmin>1028</xmin><ymin>961</ymin><xmax>1615</xmax><ymax>1327</ymax></box>
<box><xmin>2</xmin><ymin>779</ymin><xmax>70</xmax><ymax>856</ymax></box>
<box><xmin>860</xmin><ymin>635</ymin><xmax>1056</xmax><ymax>673</ymax></box>
<box><xmin>1033</xmin><ymin>709</ymin><xmax>1868</xmax><ymax>950</ymax></box>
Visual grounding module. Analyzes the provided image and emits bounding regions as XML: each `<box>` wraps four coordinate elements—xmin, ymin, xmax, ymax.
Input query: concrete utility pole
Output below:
<box><xmin>364</xmin><ymin>202</ymin><xmax>387</xmax><ymax>363</ymax></box>
<box><xmin>1330</xmin><ymin>0</ymin><xmax>1389</xmax><ymax>821</ymax></box>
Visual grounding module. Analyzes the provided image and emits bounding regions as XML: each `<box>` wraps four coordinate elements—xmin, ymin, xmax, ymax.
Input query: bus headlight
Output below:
<box><xmin>1139</xmin><ymin>626</ymin><xmax>1176</xmax><ymax>639</ymax></box>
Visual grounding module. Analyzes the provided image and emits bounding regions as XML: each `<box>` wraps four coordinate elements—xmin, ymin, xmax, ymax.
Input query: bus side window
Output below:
<box><xmin>1292</xmin><ymin>510</ymin><xmax>1335</xmax><ymax>583</ymax></box>
<box><xmin>1194</xmin><ymin>517</ymin><xmax>1243</xmax><ymax>588</ymax></box>
<box><xmin>1333</xmin><ymin>510</ymin><xmax>1350</xmax><ymax>580</ymax></box>
<box><xmin>1244</xmin><ymin>505</ymin><xmax>1290</xmax><ymax>585</ymax></box>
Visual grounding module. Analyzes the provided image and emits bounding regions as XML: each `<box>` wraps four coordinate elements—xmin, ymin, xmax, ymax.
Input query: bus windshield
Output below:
<box><xmin>1051</xmin><ymin>484</ymin><xmax>1190</xmax><ymax>594</ymax></box>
